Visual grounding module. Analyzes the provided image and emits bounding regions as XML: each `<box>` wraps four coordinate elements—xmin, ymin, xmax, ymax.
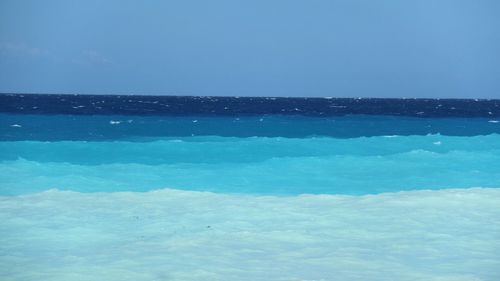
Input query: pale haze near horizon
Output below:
<box><xmin>0</xmin><ymin>0</ymin><xmax>499</xmax><ymax>99</ymax></box>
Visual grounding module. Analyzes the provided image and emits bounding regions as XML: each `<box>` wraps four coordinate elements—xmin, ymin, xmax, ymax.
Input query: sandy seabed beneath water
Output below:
<box><xmin>1</xmin><ymin>187</ymin><xmax>499</xmax><ymax>281</ymax></box>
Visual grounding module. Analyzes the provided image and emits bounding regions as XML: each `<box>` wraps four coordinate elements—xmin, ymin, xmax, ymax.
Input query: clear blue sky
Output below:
<box><xmin>1</xmin><ymin>0</ymin><xmax>499</xmax><ymax>98</ymax></box>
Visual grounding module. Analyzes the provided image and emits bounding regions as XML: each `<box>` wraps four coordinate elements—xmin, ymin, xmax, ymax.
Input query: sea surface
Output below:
<box><xmin>1</xmin><ymin>94</ymin><xmax>500</xmax><ymax>281</ymax></box>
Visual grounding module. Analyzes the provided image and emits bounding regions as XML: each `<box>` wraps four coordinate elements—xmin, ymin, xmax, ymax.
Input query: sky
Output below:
<box><xmin>0</xmin><ymin>0</ymin><xmax>499</xmax><ymax>98</ymax></box>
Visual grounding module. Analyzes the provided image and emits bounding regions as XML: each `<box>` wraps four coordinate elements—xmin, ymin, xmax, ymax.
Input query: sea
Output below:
<box><xmin>1</xmin><ymin>93</ymin><xmax>499</xmax><ymax>281</ymax></box>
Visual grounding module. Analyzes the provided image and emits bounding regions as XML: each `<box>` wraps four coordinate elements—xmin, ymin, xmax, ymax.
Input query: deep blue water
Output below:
<box><xmin>1</xmin><ymin>93</ymin><xmax>499</xmax><ymax>117</ymax></box>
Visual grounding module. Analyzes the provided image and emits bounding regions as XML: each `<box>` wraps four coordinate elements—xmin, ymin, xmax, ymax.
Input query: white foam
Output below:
<box><xmin>1</xmin><ymin>188</ymin><xmax>499</xmax><ymax>280</ymax></box>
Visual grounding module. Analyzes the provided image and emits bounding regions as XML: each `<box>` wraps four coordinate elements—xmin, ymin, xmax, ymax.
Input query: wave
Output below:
<box><xmin>1</xmin><ymin>134</ymin><xmax>499</xmax><ymax>195</ymax></box>
<box><xmin>2</xmin><ymin>134</ymin><xmax>500</xmax><ymax>165</ymax></box>
<box><xmin>1</xmin><ymin>147</ymin><xmax>500</xmax><ymax>195</ymax></box>
<box><xmin>1</xmin><ymin>187</ymin><xmax>499</xmax><ymax>281</ymax></box>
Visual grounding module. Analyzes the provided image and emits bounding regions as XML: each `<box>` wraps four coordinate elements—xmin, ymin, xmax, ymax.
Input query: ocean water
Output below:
<box><xmin>1</xmin><ymin>94</ymin><xmax>500</xmax><ymax>280</ymax></box>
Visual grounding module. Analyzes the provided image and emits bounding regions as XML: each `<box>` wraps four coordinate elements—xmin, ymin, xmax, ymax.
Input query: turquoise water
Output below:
<box><xmin>1</xmin><ymin>113</ymin><xmax>500</xmax><ymax>196</ymax></box>
<box><xmin>1</xmin><ymin>134</ymin><xmax>500</xmax><ymax>195</ymax></box>
<box><xmin>1</xmin><ymin>111</ymin><xmax>500</xmax><ymax>280</ymax></box>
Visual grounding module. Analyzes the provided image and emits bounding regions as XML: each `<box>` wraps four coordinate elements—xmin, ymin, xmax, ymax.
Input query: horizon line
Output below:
<box><xmin>1</xmin><ymin>92</ymin><xmax>498</xmax><ymax>101</ymax></box>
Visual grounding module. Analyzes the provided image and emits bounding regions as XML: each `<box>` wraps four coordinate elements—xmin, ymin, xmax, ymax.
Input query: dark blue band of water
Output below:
<box><xmin>1</xmin><ymin>93</ymin><xmax>499</xmax><ymax>117</ymax></box>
